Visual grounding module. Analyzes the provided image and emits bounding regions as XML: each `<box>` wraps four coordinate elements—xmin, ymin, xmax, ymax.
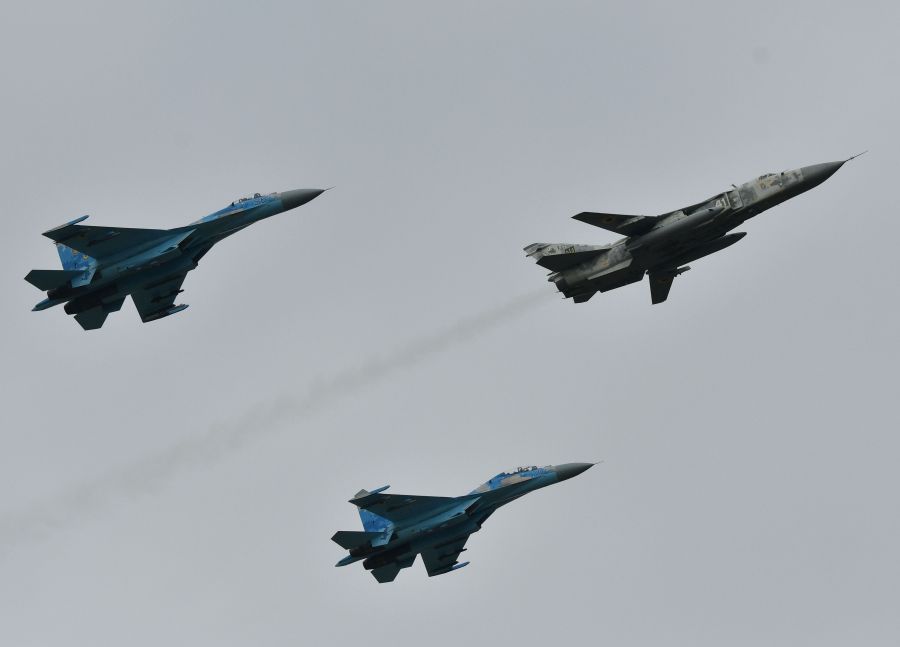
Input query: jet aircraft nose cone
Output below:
<box><xmin>800</xmin><ymin>161</ymin><xmax>845</xmax><ymax>189</ymax></box>
<box><xmin>554</xmin><ymin>462</ymin><xmax>595</xmax><ymax>482</ymax></box>
<box><xmin>280</xmin><ymin>188</ymin><xmax>326</xmax><ymax>211</ymax></box>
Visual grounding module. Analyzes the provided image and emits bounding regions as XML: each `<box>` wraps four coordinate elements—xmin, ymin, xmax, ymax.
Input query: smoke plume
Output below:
<box><xmin>0</xmin><ymin>290</ymin><xmax>547</xmax><ymax>554</ymax></box>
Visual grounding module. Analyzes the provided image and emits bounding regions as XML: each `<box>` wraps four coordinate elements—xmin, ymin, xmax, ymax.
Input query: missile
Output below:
<box><xmin>143</xmin><ymin>303</ymin><xmax>189</xmax><ymax>322</ymax></box>
<box><xmin>32</xmin><ymin>297</ymin><xmax>65</xmax><ymax>311</ymax></box>
<box><xmin>335</xmin><ymin>554</ymin><xmax>366</xmax><ymax>567</ymax></box>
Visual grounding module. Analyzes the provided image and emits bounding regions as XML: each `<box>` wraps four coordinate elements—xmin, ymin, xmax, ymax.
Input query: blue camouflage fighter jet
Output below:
<box><xmin>332</xmin><ymin>462</ymin><xmax>596</xmax><ymax>582</ymax></box>
<box><xmin>25</xmin><ymin>188</ymin><xmax>325</xmax><ymax>330</ymax></box>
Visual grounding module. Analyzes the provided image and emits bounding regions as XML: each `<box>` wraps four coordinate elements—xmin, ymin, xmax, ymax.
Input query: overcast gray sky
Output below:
<box><xmin>1</xmin><ymin>1</ymin><xmax>898</xmax><ymax>645</ymax></box>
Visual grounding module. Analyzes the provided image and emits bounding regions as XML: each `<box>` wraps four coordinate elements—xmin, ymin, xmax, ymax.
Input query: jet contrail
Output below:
<box><xmin>0</xmin><ymin>290</ymin><xmax>548</xmax><ymax>555</ymax></box>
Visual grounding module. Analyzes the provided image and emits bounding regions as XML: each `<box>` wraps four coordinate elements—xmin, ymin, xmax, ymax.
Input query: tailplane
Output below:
<box><xmin>331</xmin><ymin>530</ymin><xmax>383</xmax><ymax>551</ymax></box>
<box><xmin>524</xmin><ymin>242</ymin><xmax>609</xmax><ymax>272</ymax></box>
<box><xmin>24</xmin><ymin>269</ymin><xmax>83</xmax><ymax>291</ymax></box>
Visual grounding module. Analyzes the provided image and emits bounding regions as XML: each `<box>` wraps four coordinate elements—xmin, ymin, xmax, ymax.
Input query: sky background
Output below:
<box><xmin>1</xmin><ymin>1</ymin><xmax>898</xmax><ymax>645</ymax></box>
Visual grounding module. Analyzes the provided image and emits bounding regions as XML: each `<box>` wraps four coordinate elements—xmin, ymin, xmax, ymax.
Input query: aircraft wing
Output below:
<box><xmin>573</xmin><ymin>212</ymin><xmax>658</xmax><ymax>237</ymax></box>
<box><xmin>421</xmin><ymin>533</ymin><xmax>472</xmax><ymax>577</ymax></box>
<box><xmin>131</xmin><ymin>272</ymin><xmax>188</xmax><ymax>322</ymax></box>
<box><xmin>43</xmin><ymin>217</ymin><xmax>171</xmax><ymax>261</ymax></box>
<box><xmin>352</xmin><ymin>492</ymin><xmax>461</xmax><ymax>524</ymax></box>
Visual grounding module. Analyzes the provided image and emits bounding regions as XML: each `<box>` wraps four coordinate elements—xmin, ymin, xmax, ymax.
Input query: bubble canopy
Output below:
<box><xmin>471</xmin><ymin>465</ymin><xmax>549</xmax><ymax>493</ymax></box>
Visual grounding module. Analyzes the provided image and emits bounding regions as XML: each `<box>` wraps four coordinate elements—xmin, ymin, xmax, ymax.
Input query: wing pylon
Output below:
<box><xmin>648</xmin><ymin>266</ymin><xmax>690</xmax><ymax>304</ymax></box>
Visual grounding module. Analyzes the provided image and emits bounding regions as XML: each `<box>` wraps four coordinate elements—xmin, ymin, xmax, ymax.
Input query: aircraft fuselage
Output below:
<box><xmin>529</xmin><ymin>159</ymin><xmax>853</xmax><ymax>304</ymax></box>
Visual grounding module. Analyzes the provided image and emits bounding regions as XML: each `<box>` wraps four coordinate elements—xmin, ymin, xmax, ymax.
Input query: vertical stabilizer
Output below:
<box><xmin>353</xmin><ymin>486</ymin><xmax>394</xmax><ymax>546</ymax></box>
<box><xmin>359</xmin><ymin>508</ymin><xmax>393</xmax><ymax>538</ymax></box>
<box><xmin>56</xmin><ymin>242</ymin><xmax>93</xmax><ymax>271</ymax></box>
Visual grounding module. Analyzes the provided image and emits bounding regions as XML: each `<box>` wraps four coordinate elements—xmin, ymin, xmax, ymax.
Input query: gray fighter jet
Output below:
<box><xmin>25</xmin><ymin>188</ymin><xmax>325</xmax><ymax>329</ymax></box>
<box><xmin>332</xmin><ymin>463</ymin><xmax>596</xmax><ymax>582</ymax></box>
<box><xmin>525</xmin><ymin>156</ymin><xmax>861</xmax><ymax>304</ymax></box>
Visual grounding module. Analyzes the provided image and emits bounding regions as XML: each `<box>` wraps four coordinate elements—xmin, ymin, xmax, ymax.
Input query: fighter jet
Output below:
<box><xmin>525</xmin><ymin>155</ymin><xmax>862</xmax><ymax>304</ymax></box>
<box><xmin>25</xmin><ymin>188</ymin><xmax>325</xmax><ymax>329</ymax></box>
<box><xmin>332</xmin><ymin>462</ymin><xmax>595</xmax><ymax>583</ymax></box>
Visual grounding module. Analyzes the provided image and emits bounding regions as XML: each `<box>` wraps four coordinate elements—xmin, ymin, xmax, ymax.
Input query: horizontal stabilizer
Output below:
<box><xmin>586</xmin><ymin>256</ymin><xmax>633</xmax><ymax>280</ymax></box>
<box><xmin>537</xmin><ymin>250</ymin><xmax>603</xmax><ymax>271</ymax></box>
<box><xmin>331</xmin><ymin>530</ymin><xmax>383</xmax><ymax>550</ymax></box>
<box><xmin>573</xmin><ymin>211</ymin><xmax>658</xmax><ymax>236</ymax></box>
<box><xmin>24</xmin><ymin>269</ymin><xmax>83</xmax><ymax>291</ymax></box>
<box><xmin>524</xmin><ymin>243</ymin><xmax>608</xmax><ymax>271</ymax></box>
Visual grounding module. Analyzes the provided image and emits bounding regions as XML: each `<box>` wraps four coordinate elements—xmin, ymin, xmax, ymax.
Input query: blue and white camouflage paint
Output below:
<box><xmin>332</xmin><ymin>462</ymin><xmax>596</xmax><ymax>583</ymax></box>
<box><xmin>25</xmin><ymin>188</ymin><xmax>326</xmax><ymax>330</ymax></box>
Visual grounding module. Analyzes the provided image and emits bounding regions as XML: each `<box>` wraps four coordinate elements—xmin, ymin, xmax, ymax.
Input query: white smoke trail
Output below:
<box><xmin>0</xmin><ymin>290</ymin><xmax>548</xmax><ymax>554</ymax></box>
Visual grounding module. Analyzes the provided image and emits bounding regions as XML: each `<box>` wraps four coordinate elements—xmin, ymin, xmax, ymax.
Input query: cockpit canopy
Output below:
<box><xmin>231</xmin><ymin>192</ymin><xmax>276</xmax><ymax>205</ymax></box>
<box><xmin>508</xmin><ymin>465</ymin><xmax>538</xmax><ymax>475</ymax></box>
<box><xmin>490</xmin><ymin>465</ymin><xmax>541</xmax><ymax>480</ymax></box>
<box><xmin>471</xmin><ymin>465</ymin><xmax>547</xmax><ymax>493</ymax></box>
<box><xmin>755</xmin><ymin>171</ymin><xmax>792</xmax><ymax>191</ymax></box>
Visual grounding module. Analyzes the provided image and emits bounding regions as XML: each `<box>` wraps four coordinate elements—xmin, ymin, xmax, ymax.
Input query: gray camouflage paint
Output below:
<box><xmin>525</xmin><ymin>158</ymin><xmax>857</xmax><ymax>304</ymax></box>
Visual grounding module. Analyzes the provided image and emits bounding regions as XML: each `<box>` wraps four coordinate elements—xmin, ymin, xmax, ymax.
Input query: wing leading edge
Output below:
<box><xmin>43</xmin><ymin>218</ymin><xmax>173</xmax><ymax>261</ymax></box>
<box><xmin>351</xmin><ymin>491</ymin><xmax>463</xmax><ymax>525</ymax></box>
